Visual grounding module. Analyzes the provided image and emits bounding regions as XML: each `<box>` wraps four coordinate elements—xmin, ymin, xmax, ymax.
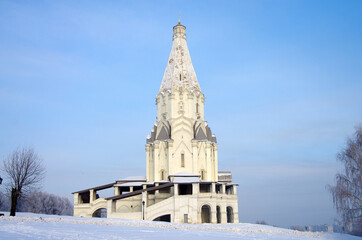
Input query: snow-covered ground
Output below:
<box><xmin>0</xmin><ymin>213</ymin><xmax>359</xmax><ymax>240</ymax></box>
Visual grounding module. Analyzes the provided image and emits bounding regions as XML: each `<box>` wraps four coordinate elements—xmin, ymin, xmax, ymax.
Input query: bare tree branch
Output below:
<box><xmin>1</xmin><ymin>147</ymin><xmax>45</xmax><ymax>216</ymax></box>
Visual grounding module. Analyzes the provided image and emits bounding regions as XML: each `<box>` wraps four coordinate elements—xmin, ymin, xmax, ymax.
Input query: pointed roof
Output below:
<box><xmin>159</xmin><ymin>23</ymin><xmax>201</xmax><ymax>94</ymax></box>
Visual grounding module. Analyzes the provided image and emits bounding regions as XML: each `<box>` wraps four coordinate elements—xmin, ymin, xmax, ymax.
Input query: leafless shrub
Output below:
<box><xmin>256</xmin><ymin>220</ymin><xmax>268</xmax><ymax>225</ymax></box>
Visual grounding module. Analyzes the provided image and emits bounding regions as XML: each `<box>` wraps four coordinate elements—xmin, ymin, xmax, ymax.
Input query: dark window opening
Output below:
<box><xmin>178</xmin><ymin>184</ymin><xmax>192</xmax><ymax>195</ymax></box>
<box><xmin>215</xmin><ymin>184</ymin><xmax>221</xmax><ymax>194</ymax></box>
<box><xmin>133</xmin><ymin>186</ymin><xmax>143</xmax><ymax>192</ymax></box>
<box><xmin>200</xmin><ymin>183</ymin><xmax>211</xmax><ymax>193</ymax></box>
<box><xmin>119</xmin><ymin>187</ymin><xmax>130</xmax><ymax>195</ymax></box>
<box><xmin>181</xmin><ymin>153</ymin><xmax>185</xmax><ymax>167</ymax></box>
<box><xmin>79</xmin><ymin>192</ymin><xmax>90</xmax><ymax>203</ymax></box>
<box><xmin>226</xmin><ymin>185</ymin><xmax>233</xmax><ymax>195</ymax></box>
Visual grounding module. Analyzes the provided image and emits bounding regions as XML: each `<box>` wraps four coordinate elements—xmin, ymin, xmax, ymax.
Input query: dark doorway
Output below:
<box><xmin>153</xmin><ymin>214</ymin><xmax>171</xmax><ymax>222</ymax></box>
<box><xmin>92</xmin><ymin>208</ymin><xmax>107</xmax><ymax>218</ymax></box>
<box><xmin>201</xmin><ymin>205</ymin><xmax>211</xmax><ymax>223</ymax></box>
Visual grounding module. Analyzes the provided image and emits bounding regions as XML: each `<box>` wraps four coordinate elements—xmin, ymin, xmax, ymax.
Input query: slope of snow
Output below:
<box><xmin>0</xmin><ymin>213</ymin><xmax>359</xmax><ymax>240</ymax></box>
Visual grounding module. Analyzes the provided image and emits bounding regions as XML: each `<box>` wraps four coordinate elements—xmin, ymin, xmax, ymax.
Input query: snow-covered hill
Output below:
<box><xmin>0</xmin><ymin>213</ymin><xmax>359</xmax><ymax>240</ymax></box>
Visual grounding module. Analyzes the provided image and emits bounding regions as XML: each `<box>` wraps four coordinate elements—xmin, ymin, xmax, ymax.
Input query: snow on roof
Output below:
<box><xmin>114</xmin><ymin>182</ymin><xmax>145</xmax><ymax>187</ymax></box>
<box><xmin>170</xmin><ymin>172</ymin><xmax>200</xmax><ymax>177</ymax></box>
<box><xmin>199</xmin><ymin>180</ymin><xmax>213</xmax><ymax>183</ymax></box>
<box><xmin>218</xmin><ymin>171</ymin><xmax>231</xmax><ymax>176</ymax></box>
<box><xmin>173</xmin><ymin>176</ymin><xmax>200</xmax><ymax>183</ymax></box>
<box><xmin>118</xmin><ymin>176</ymin><xmax>146</xmax><ymax>181</ymax></box>
<box><xmin>154</xmin><ymin>180</ymin><xmax>170</xmax><ymax>183</ymax></box>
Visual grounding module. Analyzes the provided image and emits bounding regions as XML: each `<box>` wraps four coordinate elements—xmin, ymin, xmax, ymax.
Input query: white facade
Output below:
<box><xmin>146</xmin><ymin>23</ymin><xmax>218</xmax><ymax>182</ymax></box>
<box><xmin>73</xmin><ymin>22</ymin><xmax>239</xmax><ymax>224</ymax></box>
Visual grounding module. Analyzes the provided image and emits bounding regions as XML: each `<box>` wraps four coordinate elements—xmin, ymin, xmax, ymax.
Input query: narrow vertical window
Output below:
<box><xmin>181</xmin><ymin>153</ymin><xmax>185</xmax><ymax>167</ymax></box>
<box><xmin>180</xmin><ymin>74</ymin><xmax>182</xmax><ymax>81</ymax></box>
<box><xmin>196</xmin><ymin>103</ymin><xmax>199</xmax><ymax>114</ymax></box>
<box><xmin>201</xmin><ymin>170</ymin><xmax>205</xmax><ymax>180</ymax></box>
<box><xmin>161</xmin><ymin>170</ymin><xmax>165</xmax><ymax>180</ymax></box>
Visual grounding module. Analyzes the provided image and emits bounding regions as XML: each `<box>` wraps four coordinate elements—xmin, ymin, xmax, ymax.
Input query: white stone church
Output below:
<box><xmin>73</xmin><ymin>22</ymin><xmax>239</xmax><ymax>224</ymax></box>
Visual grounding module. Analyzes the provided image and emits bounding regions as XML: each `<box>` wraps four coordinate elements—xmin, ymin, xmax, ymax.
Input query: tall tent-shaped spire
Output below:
<box><xmin>159</xmin><ymin>23</ymin><xmax>201</xmax><ymax>93</ymax></box>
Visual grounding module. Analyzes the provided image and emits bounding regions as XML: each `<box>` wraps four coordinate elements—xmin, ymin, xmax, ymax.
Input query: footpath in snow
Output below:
<box><xmin>0</xmin><ymin>213</ymin><xmax>360</xmax><ymax>240</ymax></box>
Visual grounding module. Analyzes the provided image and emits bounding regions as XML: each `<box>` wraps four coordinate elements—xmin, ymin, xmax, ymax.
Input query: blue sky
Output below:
<box><xmin>0</xmin><ymin>0</ymin><xmax>361</xmax><ymax>227</ymax></box>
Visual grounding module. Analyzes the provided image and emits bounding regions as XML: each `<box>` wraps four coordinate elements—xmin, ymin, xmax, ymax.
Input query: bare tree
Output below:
<box><xmin>328</xmin><ymin>125</ymin><xmax>362</xmax><ymax>236</ymax></box>
<box><xmin>17</xmin><ymin>191</ymin><xmax>73</xmax><ymax>216</ymax></box>
<box><xmin>1</xmin><ymin>147</ymin><xmax>45</xmax><ymax>216</ymax></box>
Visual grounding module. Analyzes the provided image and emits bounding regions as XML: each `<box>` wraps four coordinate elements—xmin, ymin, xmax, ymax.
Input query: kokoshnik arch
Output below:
<box><xmin>73</xmin><ymin>22</ymin><xmax>239</xmax><ymax>224</ymax></box>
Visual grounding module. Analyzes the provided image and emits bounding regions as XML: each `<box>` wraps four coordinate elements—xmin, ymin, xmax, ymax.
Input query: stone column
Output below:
<box><xmin>192</xmin><ymin>183</ymin><xmax>199</xmax><ymax>195</ymax></box>
<box><xmin>167</xmin><ymin>140</ymin><xmax>174</xmax><ymax>176</ymax></box>
<box><xmin>114</xmin><ymin>187</ymin><xmax>120</xmax><ymax>196</ymax></box>
<box><xmin>73</xmin><ymin>193</ymin><xmax>79</xmax><ymax>205</ymax></box>
<box><xmin>211</xmin><ymin>202</ymin><xmax>217</xmax><ymax>224</ymax></box>
<box><xmin>206</xmin><ymin>143</ymin><xmax>211</xmax><ymax>180</ymax></box>
<box><xmin>192</xmin><ymin>141</ymin><xmax>198</xmax><ymax>174</ymax></box>
<box><xmin>90</xmin><ymin>189</ymin><xmax>95</xmax><ymax>203</ymax></box>
<box><xmin>145</xmin><ymin>144</ymin><xmax>151</xmax><ymax>181</ymax></box>
<box><xmin>174</xmin><ymin>184</ymin><xmax>179</xmax><ymax>196</ymax></box>
<box><xmin>107</xmin><ymin>199</ymin><xmax>116</xmax><ymax>217</ymax></box>
<box><xmin>222</xmin><ymin>184</ymin><xmax>226</xmax><ymax>194</ymax></box>
<box><xmin>154</xmin><ymin>143</ymin><xmax>160</xmax><ymax>181</ymax></box>
<box><xmin>142</xmin><ymin>190</ymin><xmax>147</xmax><ymax>220</ymax></box>
<box><xmin>220</xmin><ymin>203</ymin><xmax>227</xmax><ymax>223</ymax></box>
<box><xmin>211</xmin><ymin>182</ymin><xmax>216</xmax><ymax>194</ymax></box>
<box><xmin>214</xmin><ymin>145</ymin><xmax>218</xmax><ymax>182</ymax></box>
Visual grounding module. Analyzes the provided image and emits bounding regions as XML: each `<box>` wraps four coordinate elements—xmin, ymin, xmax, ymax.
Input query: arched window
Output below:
<box><xmin>181</xmin><ymin>153</ymin><xmax>185</xmax><ymax>167</ymax></box>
